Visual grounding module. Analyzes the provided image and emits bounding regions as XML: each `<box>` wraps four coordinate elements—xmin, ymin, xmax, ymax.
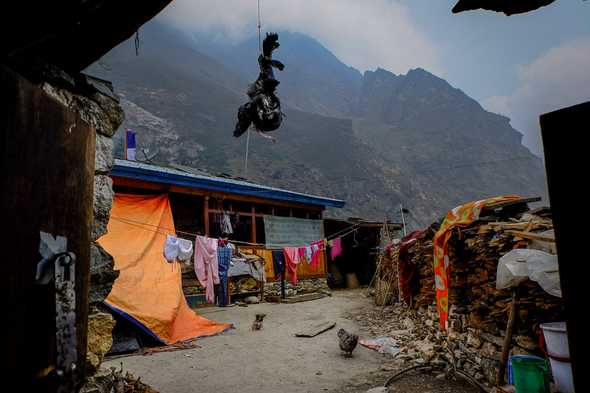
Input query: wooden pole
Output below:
<box><xmin>251</xmin><ymin>205</ymin><xmax>257</xmax><ymax>243</ymax></box>
<box><xmin>204</xmin><ymin>196</ymin><xmax>210</xmax><ymax>236</ymax></box>
<box><xmin>497</xmin><ymin>288</ymin><xmax>519</xmax><ymax>386</ymax></box>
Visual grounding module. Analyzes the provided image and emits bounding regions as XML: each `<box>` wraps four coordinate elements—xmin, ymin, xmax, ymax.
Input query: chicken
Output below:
<box><xmin>251</xmin><ymin>313</ymin><xmax>266</xmax><ymax>331</ymax></box>
<box><xmin>337</xmin><ymin>328</ymin><xmax>358</xmax><ymax>357</ymax></box>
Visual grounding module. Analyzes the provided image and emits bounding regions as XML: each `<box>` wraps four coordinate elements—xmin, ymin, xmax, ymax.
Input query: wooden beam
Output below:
<box><xmin>112</xmin><ymin>176</ymin><xmax>324</xmax><ymax>212</ymax></box>
<box><xmin>505</xmin><ymin>230</ymin><xmax>555</xmax><ymax>243</ymax></box>
<box><xmin>204</xmin><ymin>196</ymin><xmax>210</xmax><ymax>236</ymax></box>
<box><xmin>209</xmin><ymin>209</ymin><xmax>263</xmax><ymax>218</ymax></box>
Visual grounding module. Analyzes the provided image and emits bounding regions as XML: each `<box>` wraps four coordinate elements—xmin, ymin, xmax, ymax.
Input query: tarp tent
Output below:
<box><xmin>99</xmin><ymin>193</ymin><xmax>231</xmax><ymax>344</ymax></box>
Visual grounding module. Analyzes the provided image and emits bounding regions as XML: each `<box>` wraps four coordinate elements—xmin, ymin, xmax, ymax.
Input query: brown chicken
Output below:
<box><xmin>251</xmin><ymin>313</ymin><xmax>266</xmax><ymax>331</ymax></box>
<box><xmin>337</xmin><ymin>328</ymin><xmax>358</xmax><ymax>357</ymax></box>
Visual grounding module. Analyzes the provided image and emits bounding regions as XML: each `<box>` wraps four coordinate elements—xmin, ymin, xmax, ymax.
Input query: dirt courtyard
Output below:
<box><xmin>104</xmin><ymin>289</ymin><xmax>476</xmax><ymax>393</ymax></box>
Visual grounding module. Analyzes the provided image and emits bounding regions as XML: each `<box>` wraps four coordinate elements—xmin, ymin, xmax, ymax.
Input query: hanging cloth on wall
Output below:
<box><xmin>194</xmin><ymin>235</ymin><xmax>220</xmax><ymax>304</ymax></box>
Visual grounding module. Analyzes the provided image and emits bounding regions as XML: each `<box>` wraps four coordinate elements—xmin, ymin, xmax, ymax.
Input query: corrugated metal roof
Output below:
<box><xmin>111</xmin><ymin>159</ymin><xmax>345</xmax><ymax>208</ymax></box>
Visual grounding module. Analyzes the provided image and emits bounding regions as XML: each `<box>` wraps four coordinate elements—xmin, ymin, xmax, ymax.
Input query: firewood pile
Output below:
<box><xmin>443</xmin><ymin>206</ymin><xmax>561</xmax><ymax>337</ymax></box>
<box><xmin>374</xmin><ymin>200</ymin><xmax>564</xmax><ymax>387</ymax></box>
<box><xmin>403</xmin><ymin>233</ymin><xmax>435</xmax><ymax>309</ymax></box>
<box><xmin>374</xmin><ymin>244</ymin><xmax>400</xmax><ymax>305</ymax></box>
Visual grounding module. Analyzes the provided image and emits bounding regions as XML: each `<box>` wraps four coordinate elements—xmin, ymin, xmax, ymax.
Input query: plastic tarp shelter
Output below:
<box><xmin>99</xmin><ymin>193</ymin><xmax>231</xmax><ymax>344</ymax></box>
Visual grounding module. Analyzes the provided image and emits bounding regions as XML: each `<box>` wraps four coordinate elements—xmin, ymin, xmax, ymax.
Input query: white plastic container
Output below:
<box><xmin>541</xmin><ymin>322</ymin><xmax>575</xmax><ymax>393</ymax></box>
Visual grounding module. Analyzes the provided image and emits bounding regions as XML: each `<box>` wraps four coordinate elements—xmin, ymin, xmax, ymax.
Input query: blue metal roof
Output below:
<box><xmin>111</xmin><ymin>159</ymin><xmax>345</xmax><ymax>208</ymax></box>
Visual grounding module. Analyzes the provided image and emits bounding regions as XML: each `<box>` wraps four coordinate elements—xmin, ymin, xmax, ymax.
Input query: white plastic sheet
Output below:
<box><xmin>496</xmin><ymin>248</ymin><xmax>561</xmax><ymax>297</ymax></box>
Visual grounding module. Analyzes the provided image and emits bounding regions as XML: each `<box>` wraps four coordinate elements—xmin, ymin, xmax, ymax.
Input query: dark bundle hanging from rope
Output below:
<box><xmin>233</xmin><ymin>32</ymin><xmax>285</xmax><ymax>138</ymax></box>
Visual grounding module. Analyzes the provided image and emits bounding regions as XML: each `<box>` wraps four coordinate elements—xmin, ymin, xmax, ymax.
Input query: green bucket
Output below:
<box><xmin>511</xmin><ymin>355</ymin><xmax>550</xmax><ymax>393</ymax></box>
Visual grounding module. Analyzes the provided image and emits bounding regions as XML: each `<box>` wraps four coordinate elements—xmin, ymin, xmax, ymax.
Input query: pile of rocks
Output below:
<box><xmin>264</xmin><ymin>278</ymin><xmax>330</xmax><ymax>298</ymax></box>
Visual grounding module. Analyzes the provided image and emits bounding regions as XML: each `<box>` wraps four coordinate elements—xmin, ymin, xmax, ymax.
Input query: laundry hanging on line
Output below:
<box><xmin>194</xmin><ymin>235</ymin><xmax>220</xmax><ymax>304</ymax></box>
<box><xmin>163</xmin><ymin>235</ymin><xmax>194</xmax><ymax>265</ymax></box>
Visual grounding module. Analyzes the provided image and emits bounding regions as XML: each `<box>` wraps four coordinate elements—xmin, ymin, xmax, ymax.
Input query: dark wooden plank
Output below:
<box><xmin>295</xmin><ymin>321</ymin><xmax>336</xmax><ymax>337</ymax></box>
<box><xmin>281</xmin><ymin>292</ymin><xmax>328</xmax><ymax>304</ymax></box>
<box><xmin>0</xmin><ymin>65</ymin><xmax>95</xmax><ymax>391</ymax></box>
<box><xmin>540</xmin><ymin>101</ymin><xmax>590</xmax><ymax>393</ymax></box>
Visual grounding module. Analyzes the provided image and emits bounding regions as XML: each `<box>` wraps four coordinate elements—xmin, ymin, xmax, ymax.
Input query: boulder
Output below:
<box><xmin>86</xmin><ymin>311</ymin><xmax>116</xmax><ymax>375</ymax></box>
<box><xmin>415</xmin><ymin>339</ymin><xmax>436</xmax><ymax>362</ymax></box>
<box><xmin>366</xmin><ymin>388</ymin><xmax>388</xmax><ymax>393</ymax></box>
<box><xmin>92</xmin><ymin>175</ymin><xmax>113</xmax><ymax>241</ymax></box>
<box><xmin>244</xmin><ymin>296</ymin><xmax>260</xmax><ymax>304</ymax></box>
<box><xmin>95</xmin><ymin>134</ymin><xmax>114</xmax><ymax>174</ymax></box>
<box><xmin>467</xmin><ymin>329</ymin><xmax>483</xmax><ymax>349</ymax></box>
<box><xmin>89</xmin><ymin>242</ymin><xmax>119</xmax><ymax>305</ymax></box>
<box><xmin>41</xmin><ymin>82</ymin><xmax>124</xmax><ymax>137</ymax></box>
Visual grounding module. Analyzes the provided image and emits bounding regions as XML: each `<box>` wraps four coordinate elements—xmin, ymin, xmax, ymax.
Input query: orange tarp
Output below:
<box><xmin>99</xmin><ymin>193</ymin><xmax>231</xmax><ymax>344</ymax></box>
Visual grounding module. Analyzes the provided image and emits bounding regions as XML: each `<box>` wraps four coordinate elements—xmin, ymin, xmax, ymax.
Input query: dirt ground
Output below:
<box><xmin>104</xmin><ymin>289</ymin><xmax>477</xmax><ymax>393</ymax></box>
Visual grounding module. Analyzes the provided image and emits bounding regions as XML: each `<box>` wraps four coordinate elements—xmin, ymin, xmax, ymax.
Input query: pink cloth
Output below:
<box><xmin>283</xmin><ymin>247</ymin><xmax>300</xmax><ymax>285</ymax></box>
<box><xmin>330</xmin><ymin>237</ymin><xmax>342</xmax><ymax>260</ymax></box>
<box><xmin>194</xmin><ymin>235</ymin><xmax>219</xmax><ymax>304</ymax></box>
<box><xmin>310</xmin><ymin>240</ymin><xmax>324</xmax><ymax>268</ymax></box>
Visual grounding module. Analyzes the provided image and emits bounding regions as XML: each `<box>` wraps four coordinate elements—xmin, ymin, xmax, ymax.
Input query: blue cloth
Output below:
<box><xmin>272</xmin><ymin>250</ymin><xmax>285</xmax><ymax>276</ymax></box>
<box><xmin>217</xmin><ymin>246</ymin><xmax>232</xmax><ymax>273</ymax></box>
<box><xmin>217</xmin><ymin>246</ymin><xmax>232</xmax><ymax>306</ymax></box>
<box><xmin>218</xmin><ymin>275</ymin><xmax>229</xmax><ymax>307</ymax></box>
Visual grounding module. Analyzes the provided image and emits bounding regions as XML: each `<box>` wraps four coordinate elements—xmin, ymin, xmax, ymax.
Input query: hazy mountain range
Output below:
<box><xmin>87</xmin><ymin>21</ymin><xmax>548</xmax><ymax>226</ymax></box>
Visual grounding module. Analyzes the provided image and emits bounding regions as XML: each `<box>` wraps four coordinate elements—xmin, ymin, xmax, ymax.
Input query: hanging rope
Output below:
<box><xmin>244</xmin><ymin>0</ymin><xmax>263</xmax><ymax>178</ymax></box>
<box><xmin>109</xmin><ymin>215</ymin><xmax>360</xmax><ymax>248</ymax></box>
<box><xmin>257</xmin><ymin>0</ymin><xmax>262</xmax><ymax>53</ymax></box>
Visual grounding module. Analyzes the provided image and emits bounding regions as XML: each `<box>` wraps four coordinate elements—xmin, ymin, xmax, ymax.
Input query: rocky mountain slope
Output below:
<box><xmin>86</xmin><ymin>20</ymin><xmax>547</xmax><ymax>226</ymax></box>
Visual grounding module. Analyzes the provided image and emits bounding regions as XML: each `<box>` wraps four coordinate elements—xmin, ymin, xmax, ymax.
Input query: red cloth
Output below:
<box><xmin>283</xmin><ymin>247</ymin><xmax>300</xmax><ymax>285</ymax></box>
<box><xmin>310</xmin><ymin>240</ymin><xmax>324</xmax><ymax>268</ymax></box>
<box><xmin>398</xmin><ymin>230</ymin><xmax>428</xmax><ymax>303</ymax></box>
<box><xmin>298</xmin><ymin>247</ymin><xmax>307</xmax><ymax>263</ymax></box>
<box><xmin>330</xmin><ymin>237</ymin><xmax>342</xmax><ymax>259</ymax></box>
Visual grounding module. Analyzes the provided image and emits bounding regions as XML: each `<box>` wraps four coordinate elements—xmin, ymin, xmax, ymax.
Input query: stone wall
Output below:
<box><xmin>42</xmin><ymin>70</ymin><xmax>123</xmax><ymax>376</ymax></box>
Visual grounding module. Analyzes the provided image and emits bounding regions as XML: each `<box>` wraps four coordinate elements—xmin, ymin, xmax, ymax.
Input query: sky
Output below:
<box><xmin>160</xmin><ymin>0</ymin><xmax>590</xmax><ymax>156</ymax></box>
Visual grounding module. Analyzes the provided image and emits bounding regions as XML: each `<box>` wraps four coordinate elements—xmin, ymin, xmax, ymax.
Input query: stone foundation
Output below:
<box><xmin>42</xmin><ymin>68</ymin><xmax>123</xmax><ymax>378</ymax></box>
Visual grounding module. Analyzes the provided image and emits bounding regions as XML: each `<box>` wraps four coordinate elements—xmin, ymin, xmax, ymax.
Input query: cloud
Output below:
<box><xmin>484</xmin><ymin>37</ymin><xmax>590</xmax><ymax>156</ymax></box>
<box><xmin>160</xmin><ymin>0</ymin><xmax>441</xmax><ymax>75</ymax></box>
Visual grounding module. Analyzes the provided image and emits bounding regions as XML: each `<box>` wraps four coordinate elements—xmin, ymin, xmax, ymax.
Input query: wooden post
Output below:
<box><xmin>251</xmin><ymin>205</ymin><xmax>257</xmax><ymax>243</ymax></box>
<box><xmin>1</xmin><ymin>66</ymin><xmax>95</xmax><ymax>391</ymax></box>
<box><xmin>204</xmin><ymin>196</ymin><xmax>210</xmax><ymax>236</ymax></box>
<box><xmin>497</xmin><ymin>288</ymin><xmax>519</xmax><ymax>386</ymax></box>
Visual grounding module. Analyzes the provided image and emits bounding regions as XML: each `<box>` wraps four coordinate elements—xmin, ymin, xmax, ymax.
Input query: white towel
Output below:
<box><xmin>177</xmin><ymin>238</ymin><xmax>194</xmax><ymax>262</ymax></box>
<box><xmin>164</xmin><ymin>235</ymin><xmax>179</xmax><ymax>262</ymax></box>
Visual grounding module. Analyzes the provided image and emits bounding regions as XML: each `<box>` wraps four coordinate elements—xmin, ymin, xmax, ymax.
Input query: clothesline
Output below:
<box><xmin>109</xmin><ymin>215</ymin><xmax>361</xmax><ymax>248</ymax></box>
